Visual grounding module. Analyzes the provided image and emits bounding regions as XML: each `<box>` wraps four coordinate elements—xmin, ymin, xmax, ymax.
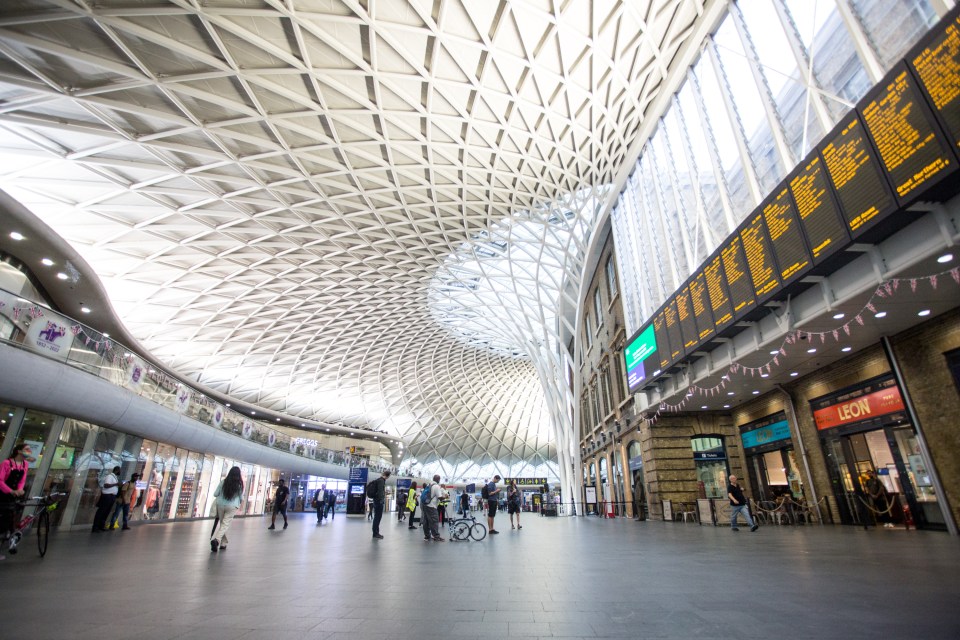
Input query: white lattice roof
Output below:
<box><xmin>0</xmin><ymin>0</ymin><xmax>706</xmax><ymax>479</ymax></box>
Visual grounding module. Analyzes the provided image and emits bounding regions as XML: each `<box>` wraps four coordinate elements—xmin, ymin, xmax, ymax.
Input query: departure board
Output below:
<box><xmin>653</xmin><ymin>310</ymin><xmax>672</xmax><ymax>371</ymax></box>
<box><xmin>704</xmin><ymin>254</ymin><xmax>734</xmax><ymax>331</ymax></box>
<box><xmin>762</xmin><ymin>185</ymin><xmax>812</xmax><ymax>286</ymax></box>
<box><xmin>820</xmin><ymin>114</ymin><xmax>896</xmax><ymax>238</ymax></box>
<box><xmin>624</xmin><ymin>323</ymin><xmax>659</xmax><ymax>392</ymax></box>
<box><xmin>664</xmin><ymin>299</ymin><xmax>684</xmax><ymax>365</ymax></box>
<box><xmin>740</xmin><ymin>213</ymin><xmax>782</xmax><ymax>300</ymax></box>
<box><xmin>911</xmin><ymin>11</ymin><xmax>960</xmax><ymax>152</ymax></box>
<box><xmin>676</xmin><ymin>287</ymin><xmax>698</xmax><ymax>352</ymax></box>
<box><xmin>689</xmin><ymin>272</ymin><xmax>715</xmax><ymax>342</ymax></box>
<box><xmin>860</xmin><ymin>63</ymin><xmax>955</xmax><ymax>204</ymax></box>
<box><xmin>721</xmin><ymin>237</ymin><xmax>755</xmax><ymax>315</ymax></box>
<box><xmin>788</xmin><ymin>154</ymin><xmax>850</xmax><ymax>264</ymax></box>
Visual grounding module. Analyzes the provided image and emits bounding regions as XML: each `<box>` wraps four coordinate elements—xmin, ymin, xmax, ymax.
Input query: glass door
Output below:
<box><xmin>890</xmin><ymin>427</ymin><xmax>946</xmax><ymax>529</ymax></box>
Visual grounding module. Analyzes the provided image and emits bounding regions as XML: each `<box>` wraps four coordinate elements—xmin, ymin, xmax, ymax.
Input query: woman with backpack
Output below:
<box><xmin>508</xmin><ymin>480</ymin><xmax>522</xmax><ymax>530</ymax></box>
<box><xmin>210</xmin><ymin>466</ymin><xmax>243</xmax><ymax>553</ymax></box>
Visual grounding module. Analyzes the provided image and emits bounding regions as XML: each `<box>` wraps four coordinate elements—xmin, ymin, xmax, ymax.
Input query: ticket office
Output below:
<box><xmin>739</xmin><ymin>414</ymin><xmax>805</xmax><ymax>506</ymax></box>
<box><xmin>813</xmin><ymin>376</ymin><xmax>947</xmax><ymax>530</ymax></box>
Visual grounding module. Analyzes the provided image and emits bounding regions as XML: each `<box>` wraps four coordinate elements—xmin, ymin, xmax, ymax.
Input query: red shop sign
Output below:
<box><xmin>813</xmin><ymin>386</ymin><xmax>905</xmax><ymax>431</ymax></box>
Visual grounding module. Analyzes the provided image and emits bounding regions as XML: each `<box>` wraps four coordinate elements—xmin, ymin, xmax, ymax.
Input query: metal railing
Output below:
<box><xmin>0</xmin><ymin>286</ymin><xmax>396</xmax><ymax>473</ymax></box>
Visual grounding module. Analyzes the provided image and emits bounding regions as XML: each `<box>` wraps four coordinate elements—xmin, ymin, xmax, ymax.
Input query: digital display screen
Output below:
<box><xmin>676</xmin><ymin>286</ymin><xmax>699</xmax><ymax>352</ymax></box>
<box><xmin>653</xmin><ymin>310</ymin><xmax>671</xmax><ymax>371</ymax></box>
<box><xmin>721</xmin><ymin>236</ymin><xmax>755</xmax><ymax>315</ymax></box>
<box><xmin>820</xmin><ymin>113</ymin><xmax>896</xmax><ymax>237</ymax></box>
<box><xmin>664</xmin><ymin>299</ymin><xmax>684</xmax><ymax>365</ymax></box>
<box><xmin>762</xmin><ymin>185</ymin><xmax>812</xmax><ymax>285</ymax></box>
<box><xmin>350</xmin><ymin>484</ymin><xmax>365</xmax><ymax>495</ymax></box>
<box><xmin>911</xmin><ymin>11</ymin><xmax>960</xmax><ymax>153</ymax></box>
<box><xmin>860</xmin><ymin>63</ymin><xmax>955</xmax><ymax>204</ymax></box>
<box><xmin>625</xmin><ymin>324</ymin><xmax>659</xmax><ymax>392</ymax></box>
<box><xmin>689</xmin><ymin>271</ymin><xmax>715</xmax><ymax>342</ymax></box>
<box><xmin>789</xmin><ymin>154</ymin><xmax>850</xmax><ymax>264</ymax></box>
<box><xmin>704</xmin><ymin>254</ymin><xmax>734</xmax><ymax>331</ymax></box>
<box><xmin>740</xmin><ymin>213</ymin><xmax>781</xmax><ymax>300</ymax></box>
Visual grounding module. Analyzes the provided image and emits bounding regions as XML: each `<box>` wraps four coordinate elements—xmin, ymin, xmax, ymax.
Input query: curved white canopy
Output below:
<box><xmin>0</xmin><ymin>0</ymin><xmax>708</xmax><ymax>481</ymax></box>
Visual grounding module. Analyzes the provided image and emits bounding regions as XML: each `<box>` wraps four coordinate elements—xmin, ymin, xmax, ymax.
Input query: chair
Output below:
<box><xmin>679</xmin><ymin>502</ymin><xmax>697</xmax><ymax>523</ymax></box>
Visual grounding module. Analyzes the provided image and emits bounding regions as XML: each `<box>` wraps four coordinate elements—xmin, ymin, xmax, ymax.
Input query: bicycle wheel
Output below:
<box><xmin>451</xmin><ymin>521</ymin><xmax>470</xmax><ymax>541</ymax></box>
<box><xmin>37</xmin><ymin>510</ymin><xmax>49</xmax><ymax>557</ymax></box>
<box><xmin>470</xmin><ymin>523</ymin><xmax>487</xmax><ymax>541</ymax></box>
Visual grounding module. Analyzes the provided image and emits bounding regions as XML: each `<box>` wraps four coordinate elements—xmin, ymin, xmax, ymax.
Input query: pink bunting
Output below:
<box><xmin>85</xmin><ymin>336</ymin><xmax>90</xmax><ymax>346</ymax></box>
<box><xmin>844</xmin><ymin>324</ymin><xmax>851</xmax><ymax>335</ymax></box>
<box><xmin>12</xmin><ymin>307</ymin><xmax>20</xmax><ymax>321</ymax></box>
<box><xmin>780</xmin><ymin>348</ymin><xmax>786</xmax><ymax>356</ymax></box>
<box><xmin>833</xmin><ymin>329</ymin><xmax>839</xmax><ymax>341</ymax></box>
<box><xmin>866</xmin><ymin>302</ymin><xmax>876</xmax><ymax>313</ymax></box>
<box><xmin>931</xmin><ymin>275</ymin><xmax>938</xmax><ymax>289</ymax></box>
<box><xmin>877</xmin><ymin>288</ymin><xmax>886</xmax><ymax>298</ymax></box>
<box><xmin>910</xmin><ymin>279</ymin><xmax>917</xmax><ymax>292</ymax></box>
<box><xmin>952</xmin><ymin>268</ymin><xmax>960</xmax><ymax>285</ymax></box>
<box><xmin>774</xmin><ymin>356</ymin><xmax>779</xmax><ymax>366</ymax></box>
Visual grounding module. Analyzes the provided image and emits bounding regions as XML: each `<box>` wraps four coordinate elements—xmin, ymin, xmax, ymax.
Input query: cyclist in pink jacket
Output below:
<box><xmin>0</xmin><ymin>443</ymin><xmax>32</xmax><ymax>559</ymax></box>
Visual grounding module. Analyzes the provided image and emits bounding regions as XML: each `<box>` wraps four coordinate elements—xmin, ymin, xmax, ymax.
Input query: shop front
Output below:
<box><xmin>812</xmin><ymin>375</ymin><xmax>946</xmax><ymax>530</ymax></box>
<box><xmin>691</xmin><ymin>436</ymin><xmax>728</xmax><ymax>499</ymax></box>
<box><xmin>740</xmin><ymin>412</ymin><xmax>804</xmax><ymax>504</ymax></box>
<box><xmin>627</xmin><ymin>441</ymin><xmax>646</xmax><ymax>520</ymax></box>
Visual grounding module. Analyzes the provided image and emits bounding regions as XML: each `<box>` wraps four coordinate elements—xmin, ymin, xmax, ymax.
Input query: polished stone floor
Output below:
<box><xmin>1</xmin><ymin>511</ymin><xmax>958</xmax><ymax>639</ymax></box>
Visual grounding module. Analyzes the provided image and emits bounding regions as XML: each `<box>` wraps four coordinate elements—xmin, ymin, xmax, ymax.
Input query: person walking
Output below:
<box><xmin>368</xmin><ymin>470</ymin><xmax>391</xmax><ymax>539</ymax></box>
<box><xmin>485</xmin><ymin>475</ymin><xmax>502</xmax><ymax>534</ymax></box>
<box><xmin>314</xmin><ymin>484</ymin><xmax>327</xmax><ymax>523</ymax></box>
<box><xmin>268</xmin><ymin>478</ymin><xmax>289</xmax><ymax>530</ymax></box>
<box><xmin>92</xmin><ymin>466</ymin><xmax>121</xmax><ymax>533</ymax></box>
<box><xmin>324</xmin><ymin>486</ymin><xmax>337</xmax><ymax>520</ymax></box>
<box><xmin>0</xmin><ymin>443</ymin><xmax>32</xmax><ymax>558</ymax></box>
<box><xmin>508</xmin><ymin>480</ymin><xmax>522</xmax><ymax>530</ymax></box>
<box><xmin>397</xmin><ymin>484</ymin><xmax>408</xmax><ymax>523</ymax></box>
<box><xmin>406</xmin><ymin>481</ymin><xmax>419</xmax><ymax>530</ymax></box>
<box><xmin>727</xmin><ymin>475</ymin><xmax>758</xmax><ymax>532</ymax></box>
<box><xmin>421</xmin><ymin>474</ymin><xmax>447</xmax><ymax>541</ymax></box>
<box><xmin>211</xmin><ymin>466</ymin><xmax>243</xmax><ymax>552</ymax></box>
<box><xmin>459</xmin><ymin>490</ymin><xmax>469</xmax><ymax>517</ymax></box>
<box><xmin>109</xmin><ymin>473</ymin><xmax>139</xmax><ymax>530</ymax></box>
<box><xmin>864</xmin><ymin>470</ymin><xmax>893</xmax><ymax>527</ymax></box>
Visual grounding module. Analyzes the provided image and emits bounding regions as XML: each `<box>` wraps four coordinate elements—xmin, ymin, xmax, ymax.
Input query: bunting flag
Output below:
<box><xmin>952</xmin><ymin>268</ymin><xmax>960</xmax><ymax>285</ymax></box>
<box><xmin>71</xmin><ymin>324</ymin><xmax>82</xmax><ymax>336</ymax></box>
<box><xmin>931</xmin><ymin>275</ymin><xmax>938</xmax><ymax>289</ymax></box>
<box><xmin>910</xmin><ymin>279</ymin><xmax>917</xmax><ymax>292</ymax></box>
<box><xmin>832</xmin><ymin>329</ymin><xmax>839</xmax><ymax>341</ymax></box>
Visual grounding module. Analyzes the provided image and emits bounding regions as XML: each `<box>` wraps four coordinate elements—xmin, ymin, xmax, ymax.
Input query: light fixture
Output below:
<box><xmin>832</xmin><ymin>313</ymin><xmax>845</xmax><ymax>320</ymax></box>
<box><xmin>102</xmin><ymin>333</ymin><xmax>109</xmax><ymax>338</ymax></box>
<box><xmin>41</xmin><ymin>258</ymin><xmax>54</xmax><ymax>266</ymax></box>
<box><xmin>80</xmin><ymin>306</ymin><xmax>91</xmax><ymax>314</ymax></box>
<box><xmin>807</xmin><ymin>348</ymin><xmax>817</xmax><ymax>354</ymax></box>
<box><xmin>727</xmin><ymin>391</ymin><xmax>735</xmax><ymax>396</ymax></box>
<box><xmin>723</xmin><ymin>404</ymin><xmax>730</xmax><ymax>409</ymax></box>
<box><xmin>937</xmin><ymin>253</ymin><xmax>953</xmax><ymax>263</ymax></box>
<box><xmin>875</xmin><ymin>311</ymin><xmax>887</xmax><ymax>318</ymax></box>
<box><xmin>752</xmin><ymin>390</ymin><xmax>760</xmax><ymax>395</ymax></box>
<box><xmin>9</xmin><ymin>231</ymin><xmax>24</xmax><ymax>241</ymax></box>
<box><xmin>226</xmin><ymin>403</ymin><xmax>231</xmax><ymax>407</ymax></box>
<box><xmin>56</xmin><ymin>272</ymin><xmax>68</xmax><ymax>280</ymax></box>
<box><xmin>760</xmin><ymin>373</ymin><xmax>769</xmax><ymax>378</ymax></box>
<box><xmin>701</xmin><ymin>405</ymin><xmax>708</xmax><ymax>409</ymax></box>
<box><xmin>251</xmin><ymin>410</ymin><xmax>256</xmax><ymax>415</ymax></box>
<box><xmin>841</xmin><ymin>346</ymin><xmax>852</xmax><ymax>352</ymax></box>
<box><xmin>790</xmin><ymin>372</ymin><xmax>799</xmax><ymax>377</ymax></box>
<box><xmin>276</xmin><ymin>418</ymin><xmax>281</xmax><ymax>422</ymax></box>
<box><xmin>301</xmin><ymin>423</ymin><xmax>305</xmax><ymax>427</ymax></box>
<box><xmin>769</xmin><ymin>350</ymin><xmax>779</xmax><ymax>355</ymax></box>
<box><xmin>325</xmin><ymin>428</ymin><xmax>330</xmax><ymax>432</ymax></box>
<box><xmin>918</xmin><ymin>309</ymin><xmax>931</xmax><ymax>317</ymax></box>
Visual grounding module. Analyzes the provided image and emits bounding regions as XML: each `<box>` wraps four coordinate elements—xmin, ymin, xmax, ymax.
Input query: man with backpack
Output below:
<box><xmin>483</xmin><ymin>475</ymin><xmax>502</xmax><ymax>534</ymax></box>
<box><xmin>421</xmin><ymin>474</ymin><xmax>448</xmax><ymax>541</ymax></box>
<box><xmin>367</xmin><ymin>470</ymin><xmax>391</xmax><ymax>539</ymax></box>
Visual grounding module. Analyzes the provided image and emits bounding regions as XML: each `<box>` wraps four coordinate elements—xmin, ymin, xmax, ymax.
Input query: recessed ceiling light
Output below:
<box><xmin>41</xmin><ymin>258</ymin><xmax>54</xmax><ymax>266</ymax></box>
<box><xmin>918</xmin><ymin>309</ymin><xmax>931</xmax><ymax>317</ymax></box>
<box><xmin>250</xmin><ymin>410</ymin><xmax>256</xmax><ymax>415</ymax></box>
<box><xmin>790</xmin><ymin>372</ymin><xmax>798</xmax><ymax>377</ymax></box>
<box><xmin>301</xmin><ymin>423</ymin><xmax>305</xmax><ymax>427</ymax></box>
<box><xmin>769</xmin><ymin>350</ymin><xmax>779</xmax><ymax>355</ymax></box>
<box><xmin>752</xmin><ymin>390</ymin><xmax>760</xmax><ymax>395</ymax></box>
<box><xmin>875</xmin><ymin>311</ymin><xmax>887</xmax><ymax>318</ymax></box>
<box><xmin>832</xmin><ymin>313</ymin><xmax>845</xmax><ymax>320</ymax></box>
<box><xmin>226</xmin><ymin>403</ymin><xmax>231</xmax><ymax>407</ymax></box>
<box><xmin>727</xmin><ymin>391</ymin><xmax>735</xmax><ymax>396</ymax></box>
<box><xmin>723</xmin><ymin>404</ymin><xmax>730</xmax><ymax>409</ymax></box>
<box><xmin>807</xmin><ymin>348</ymin><xmax>817</xmax><ymax>354</ymax></box>
<box><xmin>80</xmin><ymin>307</ymin><xmax>91</xmax><ymax>314</ymax></box>
<box><xmin>102</xmin><ymin>332</ymin><xmax>109</xmax><ymax>338</ymax></box>
<box><xmin>760</xmin><ymin>374</ymin><xmax>769</xmax><ymax>378</ymax></box>
<box><xmin>56</xmin><ymin>272</ymin><xmax>68</xmax><ymax>280</ymax></box>
<box><xmin>276</xmin><ymin>418</ymin><xmax>281</xmax><ymax>422</ymax></box>
<box><xmin>350</xmin><ymin>432</ymin><xmax>354</xmax><ymax>436</ymax></box>
<box><xmin>841</xmin><ymin>346</ymin><xmax>852</xmax><ymax>352</ymax></box>
<box><xmin>701</xmin><ymin>405</ymin><xmax>708</xmax><ymax>409</ymax></box>
<box><xmin>938</xmin><ymin>253</ymin><xmax>953</xmax><ymax>263</ymax></box>
<box><xmin>9</xmin><ymin>232</ymin><xmax>24</xmax><ymax>241</ymax></box>
<box><xmin>325</xmin><ymin>428</ymin><xmax>330</xmax><ymax>432</ymax></box>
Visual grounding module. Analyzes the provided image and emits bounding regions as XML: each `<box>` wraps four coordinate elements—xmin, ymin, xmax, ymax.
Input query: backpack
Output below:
<box><xmin>481</xmin><ymin>483</ymin><xmax>490</xmax><ymax>500</ymax></box>
<box><xmin>366</xmin><ymin>479</ymin><xmax>379</xmax><ymax>497</ymax></box>
<box><xmin>421</xmin><ymin>484</ymin><xmax>432</xmax><ymax>505</ymax></box>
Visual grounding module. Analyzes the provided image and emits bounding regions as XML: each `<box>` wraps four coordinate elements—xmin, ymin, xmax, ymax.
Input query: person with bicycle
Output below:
<box><xmin>0</xmin><ymin>443</ymin><xmax>32</xmax><ymax>558</ymax></box>
<box><xmin>422</xmin><ymin>474</ymin><xmax>448</xmax><ymax>542</ymax></box>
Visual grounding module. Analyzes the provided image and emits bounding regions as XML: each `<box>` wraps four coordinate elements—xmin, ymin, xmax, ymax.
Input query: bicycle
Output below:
<box><xmin>2</xmin><ymin>492</ymin><xmax>66</xmax><ymax>558</ymax></box>
<box><xmin>448</xmin><ymin>514</ymin><xmax>487</xmax><ymax>541</ymax></box>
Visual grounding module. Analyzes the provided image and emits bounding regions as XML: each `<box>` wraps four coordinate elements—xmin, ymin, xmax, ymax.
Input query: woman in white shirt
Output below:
<box><xmin>211</xmin><ymin>466</ymin><xmax>243</xmax><ymax>553</ymax></box>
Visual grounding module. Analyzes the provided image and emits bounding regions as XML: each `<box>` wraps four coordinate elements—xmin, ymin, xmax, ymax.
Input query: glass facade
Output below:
<box><xmin>611</xmin><ymin>0</ymin><xmax>939</xmax><ymax>334</ymax></box>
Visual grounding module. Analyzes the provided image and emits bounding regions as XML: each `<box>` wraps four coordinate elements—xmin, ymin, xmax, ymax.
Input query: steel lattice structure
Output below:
<box><xmin>0</xmin><ymin>0</ymin><xmax>710</xmax><ymax>486</ymax></box>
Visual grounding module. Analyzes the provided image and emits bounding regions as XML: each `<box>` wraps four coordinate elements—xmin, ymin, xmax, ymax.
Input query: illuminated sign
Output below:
<box><xmin>813</xmin><ymin>386</ymin><xmax>906</xmax><ymax>431</ymax></box>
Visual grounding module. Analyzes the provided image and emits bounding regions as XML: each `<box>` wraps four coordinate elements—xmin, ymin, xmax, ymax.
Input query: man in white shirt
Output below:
<box><xmin>92</xmin><ymin>465</ymin><xmax>121</xmax><ymax>532</ymax></box>
<box><xmin>422</xmin><ymin>474</ymin><xmax>448</xmax><ymax>542</ymax></box>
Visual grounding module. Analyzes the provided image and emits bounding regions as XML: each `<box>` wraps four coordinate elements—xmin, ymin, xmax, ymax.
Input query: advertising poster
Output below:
<box><xmin>585</xmin><ymin>486</ymin><xmax>597</xmax><ymax>504</ymax></box>
<box><xmin>125</xmin><ymin>356</ymin><xmax>146</xmax><ymax>392</ymax></box>
<box><xmin>174</xmin><ymin>385</ymin><xmax>191</xmax><ymax>414</ymax></box>
<box><xmin>211</xmin><ymin>405</ymin><xmax>224</xmax><ymax>429</ymax></box>
<box><xmin>25</xmin><ymin>310</ymin><xmax>75</xmax><ymax>362</ymax></box>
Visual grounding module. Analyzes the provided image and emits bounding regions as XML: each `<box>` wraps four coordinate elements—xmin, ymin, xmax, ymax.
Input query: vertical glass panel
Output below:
<box><xmin>153</xmin><ymin>443</ymin><xmax>178</xmax><ymax>518</ymax></box>
<box><xmin>713</xmin><ymin>20</ymin><xmax>785</xmax><ymax>194</ymax></box>
<box><xmin>176</xmin><ymin>451</ymin><xmax>202</xmax><ymax>517</ymax></box>
<box><xmin>43</xmin><ymin>418</ymin><xmax>92</xmax><ymax>526</ymax></box>
<box><xmin>739</xmin><ymin>0</ymin><xmax>825</xmax><ymax>160</ymax></box>
<box><xmin>0</xmin><ymin>403</ymin><xmax>21</xmax><ymax>448</ymax></box>
<box><xmin>662</xmin><ymin>105</ymin><xmax>709</xmax><ymax>265</ymax></box>
<box><xmin>14</xmin><ymin>409</ymin><xmax>59</xmax><ymax>489</ymax></box>
<box><xmin>193</xmin><ymin>453</ymin><xmax>214</xmax><ymax>517</ymax></box>
<box><xmin>785</xmin><ymin>0</ymin><xmax>870</xmax><ymax>119</ymax></box>
<box><xmin>649</xmin><ymin>132</ymin><xmax>691</xmax><ymax>285</ymax></box>
<box><xmin>852</xmin><ymin>0</ymin><xmax>936</xmax><ymax>68</ymax></box>
<box><xmin>694</xmin><ymin>49</ymin><xmax>755</xmax><ymax>221</ymax></box>
<box><xmin>763</xmin><ymin>450</ymin><xmax>788</xmax><ymax>485</ymax></box>
<box><xmin>676</xmin><ymin>83</ymin><xmax>729</xmax><ymax>246</ymax></box>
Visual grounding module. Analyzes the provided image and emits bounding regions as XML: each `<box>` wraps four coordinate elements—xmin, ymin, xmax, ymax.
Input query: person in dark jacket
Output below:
<box><xmin>369</xmin><ymin>471</ymin><xmax>391</xmax><ymax>539</ymax></box>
